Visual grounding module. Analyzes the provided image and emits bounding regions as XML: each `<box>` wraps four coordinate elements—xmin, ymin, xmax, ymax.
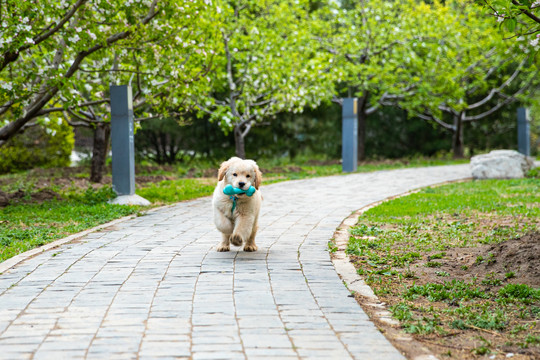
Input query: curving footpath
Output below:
<box><xmin>0</xmin><ymin>165</ymin><xmax>471</xmax><ymax>360</ymax></box>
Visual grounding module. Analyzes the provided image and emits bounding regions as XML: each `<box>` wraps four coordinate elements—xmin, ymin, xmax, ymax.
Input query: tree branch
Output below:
<box><xmin>0</xmin><ymin>0</ymin><xmax>88</xmax><ymax>72</ymax></box>
<box><xmin>416</xmin><ymin>112</ymin><xmax>455</xmax><ymax>131</ymax></box>
<box><xmin>511</xmin><ymin>0</ymin><xmax>540</xmax><ymax>24</ymax></box>
<box><xmin>467</xmin><ymin>58</ymin><xmax>526</xmax><ymax>110</ymax></box>
<box><xmin>464</xmin><ymin>69</ymin><xmax>538</xmax><ymax>122</ymax></box>
<box><xmin>36</xmin><ymin>99</ymin><xmax>110</xmax><ymax>116</ymax></box>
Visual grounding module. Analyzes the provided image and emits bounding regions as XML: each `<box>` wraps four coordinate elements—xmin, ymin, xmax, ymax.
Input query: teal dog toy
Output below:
<box><xmin>223</xmin><ymin>184</ymin><xmax>256</xmax><ymax>215</ymax></box>
<box><xmin>223</xmin><ymin>184</ymin><xmax>256</xmax><ymax>197</ymax></box>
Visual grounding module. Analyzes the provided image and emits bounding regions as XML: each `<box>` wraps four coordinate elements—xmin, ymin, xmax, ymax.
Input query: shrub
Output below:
<box><xmin>0</xmin><ymin>116</ymin><xmax>74</xmax><ymax>174</ymax></box>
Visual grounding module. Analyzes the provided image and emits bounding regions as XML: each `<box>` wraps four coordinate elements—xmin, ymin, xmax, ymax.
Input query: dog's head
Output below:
<box><xmin>218</xmin><ymin>157</ymin><xmax>262</xmax><ymax>190</ymax></box>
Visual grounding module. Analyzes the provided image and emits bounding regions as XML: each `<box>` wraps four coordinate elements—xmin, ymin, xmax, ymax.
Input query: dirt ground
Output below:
<box><xmin>348</xmin><ymin>230</ymin><xmax>540</xmax><ymax>360</ymax></box>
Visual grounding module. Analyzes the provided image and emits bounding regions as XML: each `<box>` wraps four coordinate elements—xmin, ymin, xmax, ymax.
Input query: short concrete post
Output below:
<box><xmin>108</xmin><ymin>85</ymin><xmax>150</xmax><ymax>206</ymax></box>
<box><xmin>517</xmin><ymin>107</ymin><xmax>530</xmax><ymax>156</ymax></box>
<box><xmin>342</xmin><ymin>98</ymin><xmax>358</xmax><ymax>173</ymax></box>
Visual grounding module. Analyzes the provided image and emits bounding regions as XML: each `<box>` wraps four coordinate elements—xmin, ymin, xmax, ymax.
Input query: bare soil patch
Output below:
<box><xmin>437</xmin><ymin>232</ymin><xmax>540</xmax><ymax>287</ymax></box>
<box><xmin>0</xmin><ymin>189</ymin><xmax>62</xmax><ymax>207</ymax></box>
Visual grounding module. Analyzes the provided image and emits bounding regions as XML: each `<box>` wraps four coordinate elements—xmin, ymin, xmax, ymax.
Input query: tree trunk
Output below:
<box><xmin>452</xmin><ymin>113</ymin><xmax>465</xmax><ymax>159</ymax></box>
<box><xmin>90</xmin><ymin>122</ymin><xmax>110</xmax><ymax>183</ymax></box>
<box><xmin>234</xmin><ymin>126</ymin><xmax>246</xmax><ymax>159</ymax></box>
<box><xmin>357</xmin><ymin>94</ymin><xmax>368</xmax><ymax>161</ymax></box>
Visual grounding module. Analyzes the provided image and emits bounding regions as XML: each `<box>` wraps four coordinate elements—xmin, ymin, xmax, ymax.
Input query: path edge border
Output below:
<box><xmin>331</xmin><ymin>178</ymin><xmax>472</xmax><ymax>360</ymax></box>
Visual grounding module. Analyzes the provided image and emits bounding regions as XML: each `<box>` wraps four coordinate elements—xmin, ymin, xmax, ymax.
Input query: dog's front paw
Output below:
<box><xmin>217</xmin><ymin>244</ymin><xmax>230</xmax><ymax>252</ymax></box>
<box><xmin>230</xmin><ymin>234</ymin><xmax>243</xmax><ymax>247</ymax></box>
<box><xmin>243</xmin><ymin>244</ymin><xmax>258</xmax><ymax>252</ymax></box>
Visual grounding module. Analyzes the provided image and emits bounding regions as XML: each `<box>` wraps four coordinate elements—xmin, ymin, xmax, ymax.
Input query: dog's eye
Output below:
<box><xmin>246</xmin><ymin>175</ymin><xmax>250</xmax><ymax>178</ymax></box>
<box><xmin>233</xmin><ymin>173</ymin><xmax>237</xmax><ymax>177</ymax></box>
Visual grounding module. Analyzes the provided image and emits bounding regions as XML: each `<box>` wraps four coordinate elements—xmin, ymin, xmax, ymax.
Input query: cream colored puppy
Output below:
<box><xmin>213</xmin><ymin>157</ymin><xmax>263</xmax><ymax>252</ymax></box>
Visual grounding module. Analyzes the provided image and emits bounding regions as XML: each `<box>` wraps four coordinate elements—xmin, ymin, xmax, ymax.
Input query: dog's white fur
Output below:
<box><xmin>212</xmin><ymin>157</ymin><xmax>263</xmax><ymax>252</ymax></box>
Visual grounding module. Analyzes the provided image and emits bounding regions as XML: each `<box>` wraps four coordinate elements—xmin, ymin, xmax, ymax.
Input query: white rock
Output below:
<box><xmin>470</xmin><ymin>150</ymin><xmax>534</xmax><ymax>179</ymax></box>
<box><xmin>108</xmin><ymin>194</ymin><xmax>151</xmax><ymax>206</ymax></box>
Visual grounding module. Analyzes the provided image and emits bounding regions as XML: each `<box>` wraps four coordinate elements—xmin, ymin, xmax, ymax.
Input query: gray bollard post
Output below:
<box><xmin>342</xmin><ymin>98</ymin><xmax>358</xmax><ymax>173</ymax></box>
<box><xmin>517</xmin><ymin>107</ymin><xmax>530</xmax><ymax>156</ymax></box>
<box><xmin>109</xmin><ymin>85</ymin><xmax>150</xmax><ymax>205</ymax></box>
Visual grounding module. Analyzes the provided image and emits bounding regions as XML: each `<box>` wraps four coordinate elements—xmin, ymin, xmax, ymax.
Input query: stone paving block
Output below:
<box><xmin>240</xmin><ymin>333</ymin><xmax>292</xmax><ymax>348</ymax></box>
<box><xmin>145</xmin><ymin>317</ymin><xmax>191</xmax><ymax>333</ymax></box>
<box><xmin>192</xmin><ymin>334</ymin><xmax>242</xmax><ymax>345</ymax></box>
<box><xmin>86</xmin><ymin>348</ymin><xmax>138</xmax><ymax>360</ymax></box>
<box><xmin>191</xmin><ymin>343</ymin><xmax>243</xmax><ymax>352</ymax></box>
<box><xmin>0</xmin><ymin>335</ymin><xmax>44</xmax><ymax>346</ymax></box>
<box><xmin>243</xmin><ymin>347</ymin><xmax>298</xmax><ymax>357</ymax></box>
<box><xmin>192</xmin><ymin>352</ymin><xmax>245</xmax><ymax>360</ymax></box>
<box><xmin>88</xmin><ymin>336</ymin><xmax>142</xmax><ymax>352</ymax></box>
<box><xmin>37</xmin><ymin>334</ymin><xmax>94</xmax><ymax>351</ymax></box>
<box><xmin>94</xmin><ymin>326</ymin><xmax>145</xmax><ymax>339</ymax></box>
<box><xmin>0</xmin><ymin>351</ymin><xmax>33</xmax><ymax>360</ymax></box>
<box><xmin>138</xmin><ymin>341</ymin><xmax>191</xmax><ymax>357</ymax></box>
<box><xmin>237</xmin><ymin>315</ymin><xmax>283</xmax><ymax>328</ymax></box>
<box><xmin>296</xmin><ymin>348</ymin><xmax>352</xmax><ymax>359</ymax></box>
<box><xmin>33</xmin><ymin>350</ymin><xmax>87</xmax><ymax>360</ymax></box>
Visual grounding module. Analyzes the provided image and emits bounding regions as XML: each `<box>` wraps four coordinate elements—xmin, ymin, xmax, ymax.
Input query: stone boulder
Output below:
<box><xmin>470</xmin><ymin>150</ymin><xmax>535</xmax><ymax>179</ymax></box>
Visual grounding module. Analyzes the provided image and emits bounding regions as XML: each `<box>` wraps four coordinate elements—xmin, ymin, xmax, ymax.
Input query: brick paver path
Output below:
<box><xmin>0</xmin><ymin>165</ymin><xmax>471</xmax><ymax>359</ymax></box>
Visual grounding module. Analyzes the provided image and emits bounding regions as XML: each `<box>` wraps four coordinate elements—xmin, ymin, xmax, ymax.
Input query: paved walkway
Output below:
<box><xmin>0</xmin><ymin>165</ymin><xmax>471</xmax><ymax>360</ymax></box>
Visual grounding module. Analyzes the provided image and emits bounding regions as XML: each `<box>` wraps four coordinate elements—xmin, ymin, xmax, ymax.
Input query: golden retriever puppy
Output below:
<box><xmin>212</xmin><ymin>157</ymin><xmax>263</xmax><ymax>252</ymax></box>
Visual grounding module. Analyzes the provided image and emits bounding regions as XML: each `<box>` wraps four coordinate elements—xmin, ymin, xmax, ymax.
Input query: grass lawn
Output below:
<box><xmin>345</xmin><ymin>178</ymin><xmax>540</xmax><ymax>359</ymax></box>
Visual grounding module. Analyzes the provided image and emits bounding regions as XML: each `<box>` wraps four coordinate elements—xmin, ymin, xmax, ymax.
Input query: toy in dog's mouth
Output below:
<box><xmin>223</xmin><ymin>184</ymin><xmax>256</xmax><ymax>197</ymax></box>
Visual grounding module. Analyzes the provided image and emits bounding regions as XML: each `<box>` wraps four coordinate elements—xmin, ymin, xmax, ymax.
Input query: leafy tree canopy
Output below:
<box><xmin>0</xmin><ymin>0</ymin><xmax>219</xmax><ymax>144</ymax></box>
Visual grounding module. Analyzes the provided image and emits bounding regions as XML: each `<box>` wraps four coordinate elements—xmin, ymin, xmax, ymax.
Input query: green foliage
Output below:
<box><xmin>480</xmin><ymin>0</ymin><xmax>540</xmax><ymax>43</ymax></box>
<box><xmin>192</xmin><ymin>0</ymin><xmax>334</xmax><ymax>157</ymax></box>
<box><xmin>0</xmin><ymin>117</ymin><xmax>73</xmax><ymax>174</ymax></box>
<box><xmin>0</xmin><ymin>0</ymin><xmax>219</xmax><ymax>149</ymax></box>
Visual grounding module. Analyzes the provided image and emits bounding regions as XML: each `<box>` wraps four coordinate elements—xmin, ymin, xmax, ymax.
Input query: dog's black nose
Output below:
<box><xmin>238</xmin><ymin>182</ymin><xmax>246</xmax><ymax>188</ymax></box>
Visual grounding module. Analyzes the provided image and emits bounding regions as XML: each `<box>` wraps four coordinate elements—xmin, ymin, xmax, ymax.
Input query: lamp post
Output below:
<box><xmin>517</xmin><ymin>107</ymin><xmax>530</xmax><ymax>156</ymax></box>
<box><xmin>342</xmin><ymin>98</ymin><xmax>358</xmax><ymax>173</ymax></box>
<box><xmin>108</xmin><ymin>85</ymin><xmax>150</xmax><ymax>206</ymax></box>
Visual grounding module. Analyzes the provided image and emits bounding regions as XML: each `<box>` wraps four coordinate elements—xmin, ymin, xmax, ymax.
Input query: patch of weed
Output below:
<box><xmin>498</xmin><ymin>284</ymin><xmax>540</xmax><ymax>305</ymax></box>
<box><xmin>404</xmin><ymin>280</ymin><xmax>488</xmax><ymax>302</ymax></box>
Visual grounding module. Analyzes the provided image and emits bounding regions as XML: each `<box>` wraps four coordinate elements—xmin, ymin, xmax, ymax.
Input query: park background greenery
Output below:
<box><xmin>0</xmin><ymin>0</ymin><xmax>539</xmax><ymax>357</ymax></box>
<box><xmin>0</xmin><ymin>0</ymin><xmax>539</xmax><ymax>177</ymax></box>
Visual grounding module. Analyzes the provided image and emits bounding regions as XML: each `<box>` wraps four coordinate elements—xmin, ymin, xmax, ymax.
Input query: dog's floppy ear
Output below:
<box><xmin>253</xmin><ymin>163</ymin><xmax>263</xmax><ymax>190</ymax></box>
<box><xmin>218</xmin><ymin>159</ymin><xmax>231</xmax><ymax>181</ymax></box>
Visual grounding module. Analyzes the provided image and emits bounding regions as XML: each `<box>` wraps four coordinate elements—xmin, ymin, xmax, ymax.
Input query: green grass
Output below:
<box><xmin>348</xmin><ymin>177</ymin><xmax>540</xmax><ymax>355</ymax></box>
<box><xmin>136</xmin><ymin>179</ymin><xmax>216</xmax><ymax>204</ymax></box>
<box><xmin>0</xmin><ymin>187</ymin><xmax>137</xmax><ymax>262</ymax></box>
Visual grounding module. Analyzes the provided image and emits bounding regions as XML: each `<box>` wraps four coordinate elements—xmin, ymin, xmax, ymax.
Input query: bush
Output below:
<box><xmin>0</xmin><ymin>116</ymin><xmax>74</xmax><ymax>174</ymax></box>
